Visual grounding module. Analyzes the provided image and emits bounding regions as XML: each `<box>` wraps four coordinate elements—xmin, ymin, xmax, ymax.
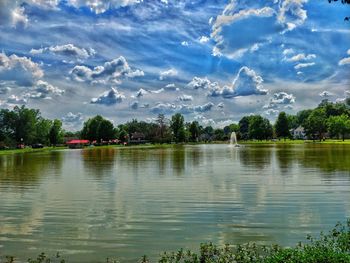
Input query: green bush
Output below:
<box><xmin>2</xmin><ymin>220</ymin><xmax>349</xmax><ymax>263</ymax></box>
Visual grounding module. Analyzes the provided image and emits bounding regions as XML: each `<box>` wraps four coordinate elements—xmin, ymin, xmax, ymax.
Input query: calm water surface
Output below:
<box><xmin>0</xmin><ymin>144</ymin><xmax>349</xmax><ymax>262</ymax></box>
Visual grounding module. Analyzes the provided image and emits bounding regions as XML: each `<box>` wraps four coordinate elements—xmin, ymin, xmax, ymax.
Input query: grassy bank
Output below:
<box><xmin>1</xmin><ymin>220</ymin><xmax>349</xmax><ymax>263</ymax></box>
<box><xmin>1</xmin><ymin>139</ymin><xmax>350</xmax><ymax>156</ymax></box>
<box><xmin>0</xmin><ymin>146</ymin><xmax>67</xmax><ymax>156</ymax></box>
<box><xmin>240</xmin><ymin>139</ymin><xmax>350</xmax><ymax>145</ymax></box>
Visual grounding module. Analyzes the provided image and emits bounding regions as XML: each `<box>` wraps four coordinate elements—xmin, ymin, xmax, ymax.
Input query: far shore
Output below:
<box><xmin>1</xmin><ymin>139</ymin><xmax>350</xmax><ymax>156</ymax></box>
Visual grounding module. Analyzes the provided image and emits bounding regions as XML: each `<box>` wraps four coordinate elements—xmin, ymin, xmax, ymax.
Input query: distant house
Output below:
<box><xmin>129</xmin><ymin>132</ymin><xmax>147</xmax><ymax>144</ymax></box>
<box><xmin>67</xmin><ymin>139</ymin><xmax>90</xmax><ymax>149</ymax></box>
<box><xmin>291</xmin><ymin>126</ymin><xmax>306</xmax><ymax>140</ymax></box>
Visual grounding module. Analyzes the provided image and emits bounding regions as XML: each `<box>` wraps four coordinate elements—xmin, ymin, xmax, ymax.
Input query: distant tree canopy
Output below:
<box><xmin>0</xmin><ymin>106</ymin><xmax>63</xmax><ymax>146</ymax></box>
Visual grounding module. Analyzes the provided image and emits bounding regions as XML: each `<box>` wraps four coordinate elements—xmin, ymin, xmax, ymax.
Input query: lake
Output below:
<box><xmin>0</xmin><ymin>144</ymin><xmax>349</xmax><ymax>262</ymax></box>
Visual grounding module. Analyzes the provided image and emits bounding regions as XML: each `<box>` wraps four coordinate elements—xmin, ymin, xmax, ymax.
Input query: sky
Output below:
<box><xmin>0</xmin><ymin>0</ymin><xmax>349</xmax><ymax>130</ymax></box>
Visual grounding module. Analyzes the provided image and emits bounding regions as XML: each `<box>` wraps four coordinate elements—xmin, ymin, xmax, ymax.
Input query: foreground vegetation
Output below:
<box><xmin>1</xmin><ymin>220</ymin><xmax>349</xmax><ymax>263</ymax></box>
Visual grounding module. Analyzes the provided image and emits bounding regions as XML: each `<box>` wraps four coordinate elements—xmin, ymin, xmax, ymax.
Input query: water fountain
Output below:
<box><xmin>230</xmin><ymin>132</ymin><xmax>240</xmax><ymax>147</ymax></box>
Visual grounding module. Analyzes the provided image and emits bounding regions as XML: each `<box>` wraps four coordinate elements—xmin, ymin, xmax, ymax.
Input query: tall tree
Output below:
<box><xmin>81</xmin><ymin>115</ymin><xmax>104</xmax><ymax>141</ymax></box>
<box><xmin>275</xmin><ymin>112</ymin><xmax>290</xmax><ymax>140</ymax></box>
<box><xmin>98</xmin><ymin>119</ymin><xmax>115</xmax><ymax>141</ymax></box>
<box><xmin>248</xmin><ymin>115</ymin><xmax>266</xmax><ymax>140</ymax></box>
<box><xmin>327</xmin><ymin>114</ymin><xmax>350</xmax><ymax>141</ymax></box>
<box><xmin>49</xmin><ymin>119</ymin><xmax>63</xmax><ymax>146</ymax></box>
<box><xmin>189</xmin><ymin>121</ymin><xmax>200</xmax><ymax>142</ymax></box>
<box><xmin>304</xmin><ymin>108</ymin><xmax>327</xmax><ymax>141</ymax></box>
<box><xmin>13</xmin><ymin>106</ymin><xmax>41</xmax><ymax>144</ymax></box>
<box><xmin>170</xmin><ymin>113</ymin><xmax>186</xmax><ymax>143</ymax></box>
<box><xmin>239</xmin><ymin>116</ymin><xmax>251</xmax><ymax>140</ymax></box>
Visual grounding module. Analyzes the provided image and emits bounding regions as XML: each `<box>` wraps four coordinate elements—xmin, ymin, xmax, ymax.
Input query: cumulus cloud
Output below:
<box><xmin>62</xmin><ymin>112</ymin><xmax>83</xmax><ymax>123</ymax></box>
<box><xmin>0</xmin><ymin>1</ymin><xmax>28</xmax><ymax>27</ymax></box>
<box><xmin>208</xmin><ymin>66</ymin><xmax>267</xmax><ymax>98</ymax></box>
<box><xmin>90</xmin><ymin>87</ymin><xmax>125</xmax><ymax>105</ymax></box>
<box><xmin>187</xmin><ymin>77</ymin><xmax>219</xmax><ymax>90</ymax></box>
<box><xmin>133</xmin><ymin>88</ymin><xmax>148</xmax><ymax>98</ymax></box>
<box><xmin>159</xmin><ymin>68</ymin><xmax>178</xmax><ymax>80</ymax></box>
<box><xmin>7</xmin><ymin>95</ymin><xmax>27</xmax><ymax>105</ymax></box>
<box><xmin>264</xmin><ymin>91</ymin><xmax>295</xmax><ymax>109</ymax></box>
<box><xmin>178</xmin><ymin>94</ymin><xmax>193</xmax><ymax>102</ymax></box>
<box><xmin>285</xmin><ymin>53</ymin><xmax>316</xmax><ymax>62</ymax></box>
<box><xmin>199</xmin><ymin>36</ymin><xmax>210</xmax><ymax>43</ymax></box>
<box><xmin>165</xmin><ymin>83</ymin><xmax>178</xmax><ymax>91</ymax></box>
<box><xmin>210</xmin><ymin>2</ymin><xmax>276</xmax><ymax>58</ymax></box>
<box><xmin>30</xmin><ymin>44</ymin><xmax>96</xmax><ymax>60</ymax></box>
<box><xmin>149</xmin><ymin>88</ymin><xmax>164</xmax><ymax>94</ymax></box>
<box><xmin>319</xmin><ymin>91</ymin><xmax>334</xmax><ymax>98</ymax></box>
<box><xmin>70</xmin><ymin>56</ymin><xmax>144</xmax><ymax>84</ymax></box>
<box><xmin>25</xmin><ymin>80</ymin><xmax>64</xmax><ymax>99</ymax></box>
<box><xmin>265</xmin><ymin>108</ymin><xmax>279</xmax><ymax>116</ymax></box>
<box><xmin>151</xmin><ymin>102</ymin><xmax>214</xmax><ymax>114</ymax></box>
<box><xmin>277</xmin><ymin>0</ymin><xmax>308</xmax><ymax>32</ymax></box>
<box><xmin>0</xmin><ymin>53</ymin><xmax>44</xmax><ymax>86</ymax></box>
<box><xmin>338</xmin><ymin>49</ymin><xmax>350</xmax><ymax>66</ymax></box>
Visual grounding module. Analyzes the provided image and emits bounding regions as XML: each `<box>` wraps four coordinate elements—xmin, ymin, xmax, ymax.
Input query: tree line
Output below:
<box><xmin>0</xmin><ymin>105</ymin><xmax>64</xmax><ymax>147</ymax></box>
<box><xmin>0</xmin><ymin>98</ymin><xmax>349</xmax><ymax>148</ymax></box>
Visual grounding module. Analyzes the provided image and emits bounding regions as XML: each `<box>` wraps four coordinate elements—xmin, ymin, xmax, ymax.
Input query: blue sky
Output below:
<box><xmin>0</xmin><ymin>0</ymin><xmax>349</xmax><ymax>130</ymax></box>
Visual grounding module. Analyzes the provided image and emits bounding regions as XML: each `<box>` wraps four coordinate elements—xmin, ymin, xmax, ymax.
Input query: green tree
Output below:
<box><xmin>13</xmin><ymin>106</ymin><xmax>41</xmax><ymax>144</ymax></box>
<box><xmin>35</xmin><ymin>118</ymin><xmax>52</xmax><ymax>145</ymax></box>
<box><xmin>49</xmin><ymin>119</ymin><xmax>63</xmax><ymax>146</ymax></box>
<box><xmin>287</xmin><ymin>114</ymin><xmax>298</xmax><ymax>130</ymax></box>
<box><xmin>248</xmin><ymin>115</ymin><xmax>266</xmax><ymax>140</ymax></box>
<box><xmin>275</xmin><ymin>112</ymin><xmax>290</xmax><ymax>140</ymax></box>
<box><xmin>98</xmin><ymin>119</ymin><xmax>115</xmax><ymax>141</ymax></box>
<box><xmin>189</xmin><ymin>121</ymin><xmax>200</xmax><ymax>142</ymax></box>
<box><xmin>327</xmin><ymin>114</ymin><xmax>350</xmax><ymax>141</ymax></box>
<box><xmin>170</xmin><ymin>113</ymin><xmax>186</xmax><ymax>143</ymax></box>
<box><xmin>118</xmin><ymin>129</ymin><xmax>128</xmax><ymax>143</ymax></box>
<box><xmin>239</xmin><ymin>116</ymin><xmax>252</xmax><ymax>140</ymax></box>
<box><xmin>81</xmin><ymin>115</ymin><xmax>104</xmax><ymax>141</ymax></box>
<box><xmin>263</xmin><ymin>118</ymin><xmax>274</xmax><ymax>140</ymax></box>
<box><xmin>297</xmin><ymin>109</ymin><xmax>313</xmax><ymax>127</ymax></box>
<box><xmin>304</xmin><ymin>108</ymin><xmax>327</xmax><ymax>141</ymax></box>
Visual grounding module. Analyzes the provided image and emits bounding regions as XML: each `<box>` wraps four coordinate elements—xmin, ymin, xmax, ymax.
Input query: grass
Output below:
<box><xmin>0</xmin><ymin>146</ymin><xmax>67</xmax><ymax>156</ymax></box>
<box><xmin>1</xmin><ymin>220</ymin><xmax>349</xmax><ymax>263</ymax></box>
<box><xmin>1</xmin><ymin>139</ymin><xmax>350</xmax><ymax>156</ymax></box>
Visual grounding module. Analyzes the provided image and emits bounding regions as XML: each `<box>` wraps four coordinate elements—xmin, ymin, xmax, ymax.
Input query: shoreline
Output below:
<box><xmin>1</xmin><ymin>139</ymin><xmax>350</xmax><ymax>156</ymax></box>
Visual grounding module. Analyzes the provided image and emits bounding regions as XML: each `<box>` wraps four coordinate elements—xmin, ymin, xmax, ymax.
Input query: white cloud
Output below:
<box><xmin>62</xmin><ymin>112</ymin><xmax>83</xmax><ymax>123</ymax></box>
<box><xmin>7</xmin><ymin>95</ymin><xmax>27</xmax><ymax>105</ymax></box>
<box><xmin>283</xmin><ymin>48</ymin><xmax>294</xmax><ymax>56</ymax></box>
<box><xmin>265</xmin><ymin>109</ymin><xmax>279</xmax><ymax>116</ymax></box>
<box><xmin>338</xmin><ymin>49</ymin><xmax>350</xmax><ymax>66</ymax></box>
<box><xmin>0</xmin><ymin>53</ymin><xmax>44</xmax><ymax>86</ymax></box>
<box><xmin>90</xmin><ymin>87</ymin><xmax>125</xmax><ymax>105</ymax></box>
<box><xmin>199</xmin><ymin>36</ymin><xmax>210</xmax><ymax>43</ymax></box>
<box><xmin>277</xmin><ymin>0</ymin><xmax>308</xmax><ymax>32</ymax></box>
<box><xmin>285</xmin><ymin>53</ymin><xmax>316</xmax><ymax>62</ymax></box>
<box><xmin>264</xmin><ymin>92</ymin><xmax>295</xmax><ymax>109</ymax></box>
<box><xmin>181</xmin><ymin>41</ymin><xmax>189</xmax><ymax>46</ymax></box>
<box><xmin>30</xmin><ymin>44</ymin><xmax>96</xmax><ymax>60</ymax></box>
<box><xmin>70</xmin><ymin>56</ymin><xmax>144</xmax><ymax>84</ymax></box>
<box><xmin>66</xmin><ymin>0</ymin><xmax>142</xmax><ymax>14</ymax></box>
<box><xmin>151</xmin><ymin>102</ymin><xmax>214</xmax><ymax>114</ymax></box>
<box><xmin>294</xmin><ymin>62</ymin><xmax>315</xmax><ymax>70</ymax></box>
<box><xmin>159</xmin><ymin>68</ymin><xmax>178</xmax><ymax>80</ymax></box>
<box><xmin>165</xmin><ymin>83</ymin><xmax>178</xmax><ymax>91</ymax></box>
<box><xmin>133</xmin><ymin>88</ymin><xmax>148</xmax><ymax>98</ymax></box>
<box><xmin>319</xmin><ymin>91</ymin><xmax>334</xmax><ymax>98</ymax></box>
<box><xmin>0</xmin><ymin>1</ymin><xmax>28</xmax><ymax>27</ymax></box>
<box><xmin>178</xmin><ymin>94</ymin><xmax>193</xmax><ymax>102</ymax></box>
<box><xmin>187</xmin><ymin>77</ymin><xmax>219</xmax><ymax>90</ymax></box>
<box><xmin>208</xmin><ymin>66</ymin><xmax>267</xmax><ymax>98</ymax></box>
<box><xmin>25</xmin><ymin>80</ymin><xmax>64</xmax><ymax>99</ymax></box>
<box><xmin>217</xmin><ymin>102</ymin><xmax>224</xmax><ymax>109</ymax></box>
